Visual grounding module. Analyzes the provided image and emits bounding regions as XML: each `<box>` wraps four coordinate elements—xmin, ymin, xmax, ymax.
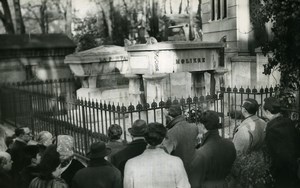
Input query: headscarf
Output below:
<box><xmin>56</xmin><ymin>135</ymin><xmax>74</xmax><ymax>160</ymax></box>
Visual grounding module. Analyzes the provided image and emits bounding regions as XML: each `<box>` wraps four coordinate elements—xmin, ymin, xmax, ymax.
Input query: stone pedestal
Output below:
<box><xmin>124</xmin><ymin>74</ymin><xmax>144</xmax><ymax>105</ymax></box>
<box><xmin>143</xmin><ymin>74</ymin><xmax>167</xmax><ymax>103</ymax></box>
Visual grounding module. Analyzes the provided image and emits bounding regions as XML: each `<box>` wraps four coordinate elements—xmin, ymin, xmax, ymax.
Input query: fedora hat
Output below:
<box><xmin>87</xmin><ymin>141</ymin><xmax>111</xmax><ymax>159</ymax></box>
<box><xmin>128</xmin><ymin>119</ymin><xmax>147</xmax><ymax>136</ymax></box>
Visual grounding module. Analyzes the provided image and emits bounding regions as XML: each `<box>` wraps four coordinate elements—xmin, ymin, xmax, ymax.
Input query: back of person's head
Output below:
<box><xmin>263</xmin><ymin>97</ymin><xmax>281</xmax><ymax>114</ymax></box>
<box><xmin>168</xmin><ymin>104</ymin><xmax>182</xmax><ymax>118</ymax></box>
<box><xmin>242</xmin><ymin>98</ymin><xmax>259</xmax><ymax>115</ymax></box>
<box><xmin>108</xmin><ymin>124</ymin><xmax>123</xmax><ymax>140</ymax></box>
<box><xmin>36</xmin><ymin>131</ymin><xmax>53</xmax><ymax>147</ymax></box>
<box><xmin>128</xmin><ymin>119</ymin><xmax>147</xmax><ymax>137</ymax></box>
<box><xmin>0</xmin><ymin>151</ymin><xmax>12</xmax><ymax>171</ymax></box>
<box><xmin>144</xmin><ymin>123</ymin><xmax>167</xmax><ymax>146</ymax></box>
<box><xmin>38</xmin><ymin>144</ymin><xmax>60</xmax><ymax>180</ymax></box>
<box><xmin>199</xmin><ymin>110</ymin><xmax>221</xmax><ymax>130</ymax></box>
<box><xmin>15</xmin><ymin>127</ymin><xmax>25</xmax><ymax>137</ymax></box>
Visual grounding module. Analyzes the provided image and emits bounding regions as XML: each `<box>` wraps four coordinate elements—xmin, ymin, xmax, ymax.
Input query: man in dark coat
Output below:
<box><xmin>8</xmin><ymin>127</ymin><xmax>32</xmax><ymax>183</ymax></box>
<box><xmin>110</xmin><ymin>119</ymin><xmax>147</xmax><ymax>175</ymax></box>
<box><xmin>188</xmin><ymin>110</ymin><xmax>236</xmax><ymax>188</ymax></box>
<box><xmin>263</xmin><ymin>97</ymin><xmax>300</xmax><ymax>188</ymax></box>
<box><xmin>162</xmin><ymin>104</ymin><xmax>199</xmax><ymax>173</ymax></box>
<box><xmin>72</xmin><ymin>141</ymin><xmax>122</xmax><ymax>188</ymax></box>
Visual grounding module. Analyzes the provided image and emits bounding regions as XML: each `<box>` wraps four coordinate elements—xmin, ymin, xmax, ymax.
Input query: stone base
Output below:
<box><xmin>76</xmin><ymin>87</ymin><xmax>129</xmax><ymax>105</ymax></box>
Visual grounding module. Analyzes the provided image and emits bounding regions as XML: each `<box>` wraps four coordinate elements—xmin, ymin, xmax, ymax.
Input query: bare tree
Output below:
<box><xmin>0</xmin><ymin>0</ymin><xmax>15</xmax><ymax>33</ymax></box>
<box><xmin>65</xmin><ymin>0</ymin><xmax>72</xmax><ymax>37</ymax></box>
<box><xmin>13</xmin><ymin>0</ymin><xmax>25</xmax><ymax>33</ymax></box>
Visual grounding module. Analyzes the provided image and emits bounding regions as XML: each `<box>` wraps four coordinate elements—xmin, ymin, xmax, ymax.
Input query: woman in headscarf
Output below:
<box><xmin>55</xmin><ymin>135</ymin><xmax>85</xmax><ymax>187</ymax></box>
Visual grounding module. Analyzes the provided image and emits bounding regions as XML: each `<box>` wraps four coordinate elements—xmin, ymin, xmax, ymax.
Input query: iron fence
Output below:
<box><xmin>0</xmin><ymin>84</ymin><xmax>224</xmax><ymax>156</ymax></box>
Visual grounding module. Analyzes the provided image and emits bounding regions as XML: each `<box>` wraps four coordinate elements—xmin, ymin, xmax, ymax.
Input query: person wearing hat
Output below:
<box><xmin>189</xmin><ymin>110</ymin><xmax>236</xmax><ymax>188</ymax></box>
<box><xmin>233</xmin><ymin>98</ymin><xmax>266</xmax><ymax>153</ymax></box>
<box><xmin>72</xmin><ymin>141</ymin><xmax>122</xmax><ymax>188</ymax></box>
<box><xmin>162</xmin><ymin>104</ymin><xmax>198</xmax><ymax>174</ymax></box>
<box><xmin>110</xmin><ymin>119</ymin><xmax>147</xmax><ymax>175</ymax></box>
<box><xmin>106</xmin><ymin>124</ymin><xmax>127</xmax><ymax>162</ymax></box>
<box><xmin>124</xmin><ymin>122</ymin><xmax>190</xmax><ymax>188</ymax></box>
<box><xmin>262</xmin><ymin>97</ymin><xmax>300</xmax><ymax>188</ymax></box>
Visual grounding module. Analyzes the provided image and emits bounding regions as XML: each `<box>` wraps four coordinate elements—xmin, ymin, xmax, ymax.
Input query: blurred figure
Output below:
<box><xmin>106</xmin><ymin>124</ymin><xmax>126</xmax><ymax>161</ymax></box>
<box><xmin>124</xmin><ymin>122</ymin><xmax>190</xmax><ymax>188</ymax></box>
<box><xmin>189</xmin><ymin>111</ymin><xmax>236</xmax><ymax>188</ymax></box>
<box><xmin>36</xmin><ymin>131</ymin><xmax>53</xmax><ymax>147</ymax></box>
<box><xmin>162</xmin><ymin>104</ymin><xmax>199</xmax><ymax>174</ymax></box>
<box><xmin>9</xmin><ymin>127</ymin><xmax>33</xmax><ymax>184</ymax></box>
<box><xmin>0</xmin><ymin>126</ymin><xmax>7</xmax><ymax>151</ymax></box>
<box><xmin>20</xmin><ymin>144</ymin><xmax>46</xmax><ymax>188</ymax></box>
<box><xmin>56</xmin><ymin>135</ymin><xmax>85</xmax><ymax>187</ymax></box>
<box><xmin>233</xmin><ymin>98</ymin><xmax>266</xmax><ymax>153</ymax></box>
<box><xmin>263</xmin><ymin>97</ymin><xmax>300</xmax><ymax>188</ymax></box>
<box><xmin>72</xmin><ymin>141</ymin><xmax>122</xmax><ymax>188</ymax></box>
<box><xmin>0</xmin><ymin>151</ymin><xmax>15</xmax><ymax>188</ymax></box>
<box><xmin>5</xmin><ymin>135</ymin><xmax>16</xmax><ymax>153</ymax></box>
<box><xmin>29</xmin><ymin>145</ymin><xmax>68</xmax><ymax>188</ymax></box>
<box><xmin>110</xmin><ymin>119</ymin><xmax>147</xmax><ymax>175</ymax></box>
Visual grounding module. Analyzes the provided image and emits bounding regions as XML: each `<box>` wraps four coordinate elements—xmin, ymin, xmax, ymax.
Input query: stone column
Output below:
<box><xmin>124</xmin><ymin>74</ymin><xmax>143</xmax><ymax>105</ymax></box>
<box><xmin>213</xmin><ymin>69</ymin><xmax>228</xmax><ymax>93</ymax></box>
<box><xmin>143</xmin><ymin>74</ymin><xmax>167</xmax><ymax>103</ymax></box>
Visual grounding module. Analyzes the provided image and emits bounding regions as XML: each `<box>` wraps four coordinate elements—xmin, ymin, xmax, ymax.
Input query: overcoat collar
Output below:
<box><xmin>166</xmin><ymin>115</ymin><xmax>186</xmax><ymax>130</ymax></box>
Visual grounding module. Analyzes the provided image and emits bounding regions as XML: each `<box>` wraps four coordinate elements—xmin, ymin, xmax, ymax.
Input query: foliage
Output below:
<box><xmin>72</xmin><ymin>16</ymin><xmax>111</xmax><ymax>52</ymax></box>
<box><xmin>260</xmin><ymin>0</ymin><xmax>300</xmax><ymax>91</ymax></box>
<box><xmin>185</xmin><ymin>106</ymin><xmax>203</xmax><ymax>123</ymax></box>
<box><xmin>231</xmin><ymin>151</ymin><xmax>274</xmax><ymax>187</ymax></box>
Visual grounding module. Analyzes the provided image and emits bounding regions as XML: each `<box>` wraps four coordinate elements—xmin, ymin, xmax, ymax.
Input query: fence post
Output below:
<box><xmin>28</xmin><ymin>93</ymin><xmax>35</xmax><ymax>135</ymax></box>
<box><xmin>81</xmin><ymin>100</ymin><xmax>88</xmax><ymax>154</ymax></box>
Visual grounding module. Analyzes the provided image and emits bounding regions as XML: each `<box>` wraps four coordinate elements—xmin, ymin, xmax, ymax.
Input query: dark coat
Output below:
<box><xmin>61</xmin><ymin>159</ymin><xmax>85</xmax><ymax>187</ymax></box>
<box><xmin>188</xmin><ymin>130</ymin><xmax>236</xmax><ymax>188</ymax></box>
<box><xmin>9</xmin><ymin>140</ymin><xmax>31</xmax><ymax>183</ymax></box>
<box><xmin>72</xmin><ymin>159</ymin><xmax>122</xmax><ymax>188</ymax></box>
<box><xmin>265</xmin><ymin>116</ymin><xmax>300</xmax><ymax>188</ymax></box>
<box><xmin>20</xmin><ymin>165</ymin><xmax>40</xmax><ymax>188</ymax></box>
<box><xmin>110</xmin><ymin>139</ymin><xmax>147</xmax><ymax>175</ymax></box>
<box><xmin>163</xmin><ymin>115</ymin><xmax>199</xmax><ymax>172</ymax></box>
<box><xmin>0</xmin><ymin>169</ymin><xmax>16</xmax><ymax>188</ymax></box>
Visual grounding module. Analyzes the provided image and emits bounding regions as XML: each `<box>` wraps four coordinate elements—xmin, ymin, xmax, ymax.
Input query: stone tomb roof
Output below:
<box><xmin>65</xmin><ymin>45</ymin><xmax>128</xmax><ymax>64</ymax></box>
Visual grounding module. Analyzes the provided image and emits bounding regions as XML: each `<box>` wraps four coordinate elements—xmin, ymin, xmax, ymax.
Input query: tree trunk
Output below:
<box><xmin>0</xmin><ymin>0</ymin><xmax>15</xmax><ymax>33</ymax></box>
<box><xmin>65</xmin><ymin>0</ymin><xmax>72</xmax><ymax>38</ymax></box>
<box><xmin>40</xmin><ymin>0</ymin><xmax>47</xmax><ymax>34</ymax></box>
<box><xmin>97</xmin><ymin>0</ymin><xmax>113</xmax><ymax>41</ymax></box>
<box><xmin>13</xmin><ymin>0</ymin><xmax>25</xmax><ymax>33</ymax></box>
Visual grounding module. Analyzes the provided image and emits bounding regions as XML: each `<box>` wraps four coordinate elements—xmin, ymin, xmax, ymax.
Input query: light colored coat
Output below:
<box><xmin>233</xmin><ymin>115</ymin><xmax>266</xmax><ymax>153</ymax></box>
<box><xmin>124</xmin><ymin>147</ymin><xmax>191</xmax><ymax>188</ymax></box>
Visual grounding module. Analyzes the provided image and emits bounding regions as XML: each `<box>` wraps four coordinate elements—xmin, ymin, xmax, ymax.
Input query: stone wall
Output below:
<box><xmin>0</xmin><ymin>56</ymin><xmax>73</xmax><ymax>82</ymax></box>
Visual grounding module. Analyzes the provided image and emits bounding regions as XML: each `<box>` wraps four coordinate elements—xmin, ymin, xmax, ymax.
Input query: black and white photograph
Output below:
<box><xmin>0</xmin><ymin>0</ymin><xmax>299</xmax><ymax>188</ymax></box>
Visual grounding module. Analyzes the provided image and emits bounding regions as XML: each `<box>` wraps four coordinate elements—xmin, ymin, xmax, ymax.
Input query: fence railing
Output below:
<box><xmin>0</xmin><ymin>85</ymin><xmax>224</xmax><ymax>156</ymax></box>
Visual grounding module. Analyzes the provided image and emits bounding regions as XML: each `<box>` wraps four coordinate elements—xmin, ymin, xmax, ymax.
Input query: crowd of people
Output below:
<box><xmin>0</xmin><ymin>96</ymin><xmax>299</xmax><ymax>188</ymax></box>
